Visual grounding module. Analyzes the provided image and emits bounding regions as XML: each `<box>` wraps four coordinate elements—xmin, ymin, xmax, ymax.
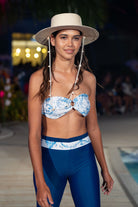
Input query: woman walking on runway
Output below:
<box><xmin>28</xmin><ymin>13</ymin><xmax>114</xmax><ymax>207</ymax></box>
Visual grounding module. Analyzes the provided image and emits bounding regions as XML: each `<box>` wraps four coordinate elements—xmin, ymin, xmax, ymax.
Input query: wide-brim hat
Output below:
<box><xmin>35</xmin><ymin>13</ymin><xmax>99</xmax><ymax>46</ymax></box>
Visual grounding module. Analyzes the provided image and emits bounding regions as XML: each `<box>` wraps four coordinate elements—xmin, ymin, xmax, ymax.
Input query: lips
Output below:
<box><xmin>64</xmin><ymin>49</ymin><xmax>74</xmax><ymax>54</ymax></box>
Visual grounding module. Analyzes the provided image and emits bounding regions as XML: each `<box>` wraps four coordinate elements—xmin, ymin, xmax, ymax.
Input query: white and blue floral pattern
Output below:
<box><xmin>42</xmin><ymin>93</ymin><xmax>90</xmax><ymax>119</ymax></box>
<box><xmin>41</xmin><ymin>135</ymin><xmax>91</xmax><ymax>150</ymax></box>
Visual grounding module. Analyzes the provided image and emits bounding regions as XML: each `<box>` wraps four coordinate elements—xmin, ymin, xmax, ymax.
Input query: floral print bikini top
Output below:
<box><xmin>42</xmin><ymin>93</ymin><xmax>90</xmax><ymax>119</ymax></box>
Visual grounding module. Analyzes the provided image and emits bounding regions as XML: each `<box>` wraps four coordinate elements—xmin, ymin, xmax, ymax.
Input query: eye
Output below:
<box><xmin>74</xmin><ymin>37</ymin><xmax>79</xmax><ymax>40</ymax></box>
<box><xmin>73</xmin><ymin>36</ymin><xmax>81</xmax><ymax>41</ymax></box>
<box><xmin>60</xmin><ymin>36</ymin><xmax>67</xmax><ymax>39</ymax></box>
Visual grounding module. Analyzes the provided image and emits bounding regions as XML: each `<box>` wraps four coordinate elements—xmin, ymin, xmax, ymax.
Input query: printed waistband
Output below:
<box><xmin>41</xmin><ymin>133</ymin><xmax>91</xmax><ymax>150</ymax></box>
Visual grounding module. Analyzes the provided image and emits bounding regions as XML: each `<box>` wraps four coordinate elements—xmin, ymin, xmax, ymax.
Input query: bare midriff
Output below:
<box><xmin>42</xmin><ymin>110</ymin><xmax>87</xmax><ymax>138</ymax></box>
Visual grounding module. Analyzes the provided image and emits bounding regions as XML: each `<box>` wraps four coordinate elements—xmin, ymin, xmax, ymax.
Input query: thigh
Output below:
<box><xmin>33</xmin><ymin>147</ymin><xmax>68</xmax><ymax>207</ymax></box>
<box><xmin>33</xmin><ymin>172</ymin><xmax>67</xmax><ymax>207</ymax></box>
<box><xmin>68</xmin><ymin>153</ymin><xmax>100</xmax><ymax>207</ymax></box>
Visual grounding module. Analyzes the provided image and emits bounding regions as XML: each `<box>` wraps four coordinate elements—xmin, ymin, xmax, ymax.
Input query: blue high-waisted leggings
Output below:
<box><xmin>33</xmin><ymin>132</ymin><xmax>100</xmax><ymax>207</ymax></box>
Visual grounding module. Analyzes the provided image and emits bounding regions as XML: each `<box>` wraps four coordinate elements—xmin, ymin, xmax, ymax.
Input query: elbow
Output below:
<box><xmin>28</xmin><ymin>132</ymin><xmax>41</xmax><ymax>148</ymax></box>
<box><xmin>87</xmin><ymin>125</ymin><xmax>101</xmax><ymax>140</ymax></box>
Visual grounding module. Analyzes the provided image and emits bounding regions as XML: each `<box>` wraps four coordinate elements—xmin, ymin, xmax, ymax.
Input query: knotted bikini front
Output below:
<box><xmin>41</xmin><ymin>93</ymin><xmax>90</xmax><ymax>119</ymax></box>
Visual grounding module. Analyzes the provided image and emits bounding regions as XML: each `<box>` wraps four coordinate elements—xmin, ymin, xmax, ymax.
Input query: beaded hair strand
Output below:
<box><xmin>47</xmin><ymin>37</ymin><xmax>52</xmax><ymax>97</ymax></box>
<box><xmin>69</xmin><ymin>36</ymin><xmax>85</xmax><ymax>99</ymax></box>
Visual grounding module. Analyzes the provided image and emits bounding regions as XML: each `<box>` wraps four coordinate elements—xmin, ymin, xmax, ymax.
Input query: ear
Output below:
<box><xmin>50</xmin><ymin>35</ymin><xmax>55</xmax><ymax>46</ymax></box>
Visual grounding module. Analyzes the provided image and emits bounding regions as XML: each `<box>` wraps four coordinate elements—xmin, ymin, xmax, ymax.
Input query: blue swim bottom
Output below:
<box><xmin>33</xmin><ymin>132</ymin><xmax>100</xmax><ymax>207</ymax></box>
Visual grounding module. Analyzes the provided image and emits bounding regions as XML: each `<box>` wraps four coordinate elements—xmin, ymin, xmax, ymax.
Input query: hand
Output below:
<box><xmin>101</xmin><ymin>170</ymin><xmax>114</xmax><ymax>195</ymax></box>
<box><xmin>36</xmin><ymin>183</ymin><xmax>54</xmax><ymax>207</ymax></box>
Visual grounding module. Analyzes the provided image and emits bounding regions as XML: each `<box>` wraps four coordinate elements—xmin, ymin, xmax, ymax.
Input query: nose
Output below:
<box><xmin>67</xmin><ymin>38</ymin><xmax>73</xmax><ymax>47</ymax></box>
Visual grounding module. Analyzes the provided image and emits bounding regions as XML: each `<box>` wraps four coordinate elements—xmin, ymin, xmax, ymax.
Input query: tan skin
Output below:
<box><xmin>28</xmin><ymin>30</ymin><xmax>114</xmax><ymax>207</ymax></box>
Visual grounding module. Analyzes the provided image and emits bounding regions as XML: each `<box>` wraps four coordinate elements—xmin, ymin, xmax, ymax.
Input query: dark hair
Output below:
<box><xmin>37</xmin><ymin>30</ymin><xmax>92</xmax><ymax>102</ymax></box>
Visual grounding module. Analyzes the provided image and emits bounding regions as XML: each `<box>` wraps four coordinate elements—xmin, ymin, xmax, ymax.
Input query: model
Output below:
<box><xmin>28</xmin><ymin>13</ymin><xmax>114</xmax><ymax>207</ymax></box>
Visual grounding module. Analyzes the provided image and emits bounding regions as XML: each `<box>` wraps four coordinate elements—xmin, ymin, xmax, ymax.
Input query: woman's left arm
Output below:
<box><xmin>86</xmin><ymin>74</ymin><xmax>114</xmax><ymax>195</ymax></box>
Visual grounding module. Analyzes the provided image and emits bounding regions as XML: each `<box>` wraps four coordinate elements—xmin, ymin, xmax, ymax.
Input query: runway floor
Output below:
<box><xmin>0</xmin><ymin>114</ymin><xmax>137</xmax><ymax>207</ymax></box>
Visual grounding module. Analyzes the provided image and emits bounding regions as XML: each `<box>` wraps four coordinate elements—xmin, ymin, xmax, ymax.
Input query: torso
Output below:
<box><xmin>41</xmin><ymin>69</ymin><xmax>92</xmax><ymax>138</ymax></box>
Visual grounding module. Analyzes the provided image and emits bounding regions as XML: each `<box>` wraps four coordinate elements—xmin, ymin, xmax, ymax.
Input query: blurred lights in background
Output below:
<box><xmin>26</xmin><ymin>53</ymin><xmax>30</xmax><ymax>58</ymax></box>
<box><xmin>25</xmin><ymin>48</ymin><xmax>30</xmax><ymax>53</ymax></box>
<box><xmin>34</xmin><ymin>53</ymin><xmax>39</xmax><ymax>59</ymax></box>
<box><xmin>36</xmin><ymin>47</ymin><xmax>41</xmax><ymax>52</ymax></box>
<box><xmin>16</xmin><ymin>48</ymin><xmax>21</xmax><ymax>55</ymax></box>
<box><xmin>42</xmin><ymin>48</ymin><xmax>47</xmax><ymax>54</ymax></box>
<box><xmin>12</xmin><ymin>33</ymin><xmax>47</xmax><ymax>66</ymax></box>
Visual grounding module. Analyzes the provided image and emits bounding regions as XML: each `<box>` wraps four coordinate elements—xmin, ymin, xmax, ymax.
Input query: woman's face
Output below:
<box><xmin>50</xmin><ymin>29</ymin><xmax>82</xmax><ymax>61</ymax></box>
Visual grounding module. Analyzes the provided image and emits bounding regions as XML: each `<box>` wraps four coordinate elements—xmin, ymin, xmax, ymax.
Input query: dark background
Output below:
<box><xmin>0</xmin><ymin>0</ymin><xmax>138</xmax><ymax>74</ymax></box>
<box><xmin>0</xmin><ymin>0</ymin><xmax>138</xmax><ymax>118</ymax></box>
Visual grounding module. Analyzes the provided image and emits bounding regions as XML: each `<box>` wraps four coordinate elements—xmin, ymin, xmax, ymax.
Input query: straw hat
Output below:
<box><xmin>35</xmin><ymin>13</ymin><xmax>99</xmax><ymax>45</ymax></box>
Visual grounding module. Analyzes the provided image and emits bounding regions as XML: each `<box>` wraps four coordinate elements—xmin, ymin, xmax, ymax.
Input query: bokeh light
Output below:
<box><xmin>42</xmin><ymin>48</ymin><xmax>47</xmax><ymax>54</ymax></box>
<box><xmin>25</xmin><ymin>48</ymin><xmax>30</xmax><ymax>53</ymax></box>
<box><xmin>36</xmin><ymin>47</ymin><xmax>41</xmax><ymax>52</ymax></box>
<box><xmin>34</xmin><ymin>53</ymin><xmax>39</xmax><ymax>58</ymax></box>
<box><xmin>26</xmin><ymin>53</ymin><xmax>31</xmax><ymax>58</ymax></box>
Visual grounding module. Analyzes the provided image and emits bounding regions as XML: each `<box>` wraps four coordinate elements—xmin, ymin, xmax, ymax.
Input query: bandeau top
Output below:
<box><xmin>42</xmin><ymin>93</ymin><xmax>90</xmax><ymax>119</ymax></box>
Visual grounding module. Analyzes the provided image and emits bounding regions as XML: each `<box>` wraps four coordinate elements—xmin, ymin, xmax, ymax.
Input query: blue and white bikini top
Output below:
<box><xmin>42</xmin><ymin>93</ymin><xmax>90</xmax><ymax>119</ymax></box>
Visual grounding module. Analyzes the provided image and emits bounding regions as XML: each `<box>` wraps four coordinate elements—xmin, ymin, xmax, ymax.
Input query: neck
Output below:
<box><xmin>53</xmin><ymin>57</ymin><xmax>76</xmax><ymax>73</ymax></box>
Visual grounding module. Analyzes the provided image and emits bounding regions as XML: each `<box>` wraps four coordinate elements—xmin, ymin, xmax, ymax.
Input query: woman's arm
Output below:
<box><xmin>28</xmin><ymin>71</ymin><xmax>54</xmax><ymax>206</ymax></box>
<box><xmin>28</xmin><ymin>71</ymin><xmax>44</xmax><ymax>185</ymax></box>
<box><xmin>86</xmin><ymin>73</ymin><xmax>114</xmax><ymax>195</ymax></box>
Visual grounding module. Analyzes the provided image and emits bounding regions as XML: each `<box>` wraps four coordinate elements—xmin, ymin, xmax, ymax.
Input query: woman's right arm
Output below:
<box><xmin>28</xmin><ymin>71</ymin><xmax>54</xmax><ymax>207</ymax></box>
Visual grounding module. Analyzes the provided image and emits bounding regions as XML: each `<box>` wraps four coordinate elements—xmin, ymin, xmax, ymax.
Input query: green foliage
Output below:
<box><xmin>5</xmin><ymin>90</ymin><xmax>28</xmax><ymax>121</ymax></box>
<box><xmin>0</xmin><ymin>84</ymin><xmax>28</xmax><ymax>122</ymax></box>
<box><xmin>0</xmin><ymin>0</ymin><xmax>108</xmax><ymax>29</ymax></box>
<box><xmin>31</xmin><ymin>0</ymin><xmax>108</xmax><ymax>27</ymax></box>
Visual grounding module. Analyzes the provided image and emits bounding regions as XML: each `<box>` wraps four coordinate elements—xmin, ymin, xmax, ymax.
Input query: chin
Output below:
<box><xmin>64</xmin><ymin>54</ymin><xmax>75</xmax><ymax>60</ymax></box>
<box><xmin>65</xmin><ymin>57</ymin><xmax>74</xmax><ymax>61</ymax></box>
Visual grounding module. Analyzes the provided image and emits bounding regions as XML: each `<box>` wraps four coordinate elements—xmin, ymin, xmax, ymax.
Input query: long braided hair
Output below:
<box><xmin>37</xmin><ymin>31</ymin><xmax>93</xmax><ymax>102</ymax></box>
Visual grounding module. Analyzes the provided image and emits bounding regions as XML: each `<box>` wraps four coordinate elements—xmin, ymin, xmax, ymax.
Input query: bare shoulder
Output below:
<box><xmin>28</xmin><ymin>68</ymin><xmax>44</xmax><ymax>96</ymax></box>
<box><xmin>83</xmin><ymin>70</ymin><xmax>96</xmax><ymax>87</ymax></box>
<box><xmin>29</xmin><ymin>68</ymin><xmax>43</xmax><ymax>89</ymax></box>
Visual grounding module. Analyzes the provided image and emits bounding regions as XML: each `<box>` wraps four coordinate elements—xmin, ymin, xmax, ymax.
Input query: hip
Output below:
<box><xmin>41</xmin><ymin>132</ymin><xmax>97</xmax><ymax>176</ymax></box>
